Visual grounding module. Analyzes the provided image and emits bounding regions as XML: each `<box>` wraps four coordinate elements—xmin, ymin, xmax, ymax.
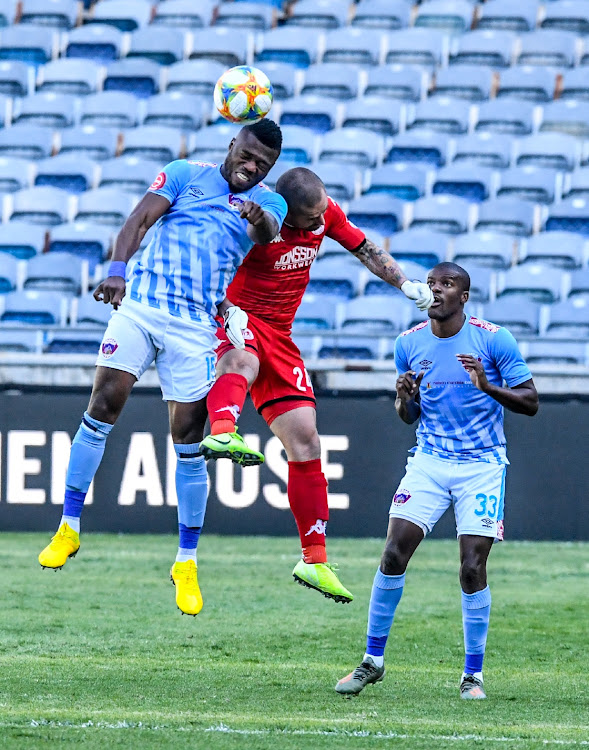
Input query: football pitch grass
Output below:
<box><xmin>0</xmin><ymin>535</ymin><xmax>587</xmax><ymax>749</ymax></box>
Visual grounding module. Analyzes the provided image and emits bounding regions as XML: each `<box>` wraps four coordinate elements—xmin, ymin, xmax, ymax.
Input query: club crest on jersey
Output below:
<box><xmin>101</xmin><ymin>338</ymin><xmax>118</xmax><ymax>359</ymax></box>
<box><xmin>228</xmin><ymin>194</ymin><xmax>245</xmax><ymax>211</ymax></box>
<box><xmin>150</xmin><ymin>172</ymin><xmax>166</xmax><ymax>191</ymax></box>
<box><xmin>393</xmin><ymin>490</ymin><xmax>411</xmax><ymax>505</ymax></box>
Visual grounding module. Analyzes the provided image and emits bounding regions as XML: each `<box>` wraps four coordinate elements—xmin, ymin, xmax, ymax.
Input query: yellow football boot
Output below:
<box><xmin>38</xmin><ymin>523</ymin><xmax>80</xmax><ymax>569</ymax></box>
<box><xmin>170</xmin><ymin>560</ymin><xmax>203</xmax><ymax>616</ymax></box>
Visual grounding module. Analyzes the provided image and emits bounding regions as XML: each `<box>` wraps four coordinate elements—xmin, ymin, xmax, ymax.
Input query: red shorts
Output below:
<box><xmin>216</xmin><ymin>312</ymin><xmax>316</xmax><ymax>426</ymax></box>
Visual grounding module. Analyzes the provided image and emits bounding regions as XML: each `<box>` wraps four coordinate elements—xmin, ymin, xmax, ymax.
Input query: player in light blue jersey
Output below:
<box><xmin>336</xmin><ymin>262</ymin><xmax>538</xmax><ymax>700</ymax></box>
<box><xmin>38</xmin><ymin>120</ymin><xmax>287</xmax><ymax>617</ymax></box>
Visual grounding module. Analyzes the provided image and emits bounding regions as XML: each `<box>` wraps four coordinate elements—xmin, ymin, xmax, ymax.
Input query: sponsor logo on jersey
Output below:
<box><xmin>393</xmin><ymin>490</ymin><xmax>411</xmax><ymax>505</ymax></box>
<box><xmin>187</xmin><ymin>160</ymin><xmax>217</xmax><ymax>167</ymax></box>
<box><xmin>149</xmin><ymin>172</ymin><xmax>166</xmax><ymax>191</ymax></box>
<box><xmin>304</xmin><ymin>519</ymin><xmax>327</xmax><ymax>537</ymax></box>
<box><xmin>228</xmin><ymin>193</ymin><xmax>246</xmax><ymax>210</ymax></box>
<box><xmin>188</xmin><ymin>186</ymin><xmax>204</xmax><ymax>198</ymax></box>
<box><xmin>274</xmin><ymin>245</ymin><xmax>319</xmax><ymax>270</ymax></box>
<box><xmin>469</xmin><ymin>316</ymin><xmax>500</xmax><ymax>334</ymax></box>
<box><xmin>101</xmin><ymin>338</ymin><xmax>118</xmax><ymax>359</ymax></box>
<box><xmin>400</xmin><ymin>320</ymin><xmax>429</xmax><ymax>337</ymax></box>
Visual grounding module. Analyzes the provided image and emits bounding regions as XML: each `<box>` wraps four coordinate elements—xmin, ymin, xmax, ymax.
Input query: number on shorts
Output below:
<box><xmin>293</xmin><ymin>366</ymin><xmax>312</xmax><ymax>392</ymax></box>
<box><xmin>474</xmin><ymin>492</ymin><xmax>498</xmax><ymax>519</ymax></box>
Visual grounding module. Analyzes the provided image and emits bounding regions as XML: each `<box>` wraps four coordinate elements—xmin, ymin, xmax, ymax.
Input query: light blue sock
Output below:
<box><xmin>462</xmin><ymin>586</ymin><xmax>491</xmax><ymax>676</ymax></box>
<box><xmin>174</xmin><ymin>443</ymin><xmax>208</xmax><ymax>533</ymax></box>
<box><xmin>365</xmin><ymin>569</ymin><xmax>406</xmax><ymax>664</ymax></box>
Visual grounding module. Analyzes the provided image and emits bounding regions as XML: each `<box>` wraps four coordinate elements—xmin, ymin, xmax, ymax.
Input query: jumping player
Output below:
<box><xmin>38</xmin><ymin>120</ymin><xmax>287</xmax><ymax>617</ymax></box>
<box><xmin>199</xmin><ymin>167</ymin><xmax>434</xmax><ymax>603</ymax></box>
<box><xmin>335</xmin><ymin>262</ymin><xmax>538</xmax><ymax>698</ymax></box>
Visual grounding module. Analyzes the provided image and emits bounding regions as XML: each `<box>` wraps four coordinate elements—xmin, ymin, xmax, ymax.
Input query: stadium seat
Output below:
<box><xmin>452</xmin><ymin>231</ymin><xmax>516</xmax><ymax>269</ymax></box>
<box><xmin>311</xmin><ymin>162</ymin><xmax>359</xmax><ymax>201</ymax></box>
<box><xmin>520</xmin><ymin>231</ymin><xmax>586</xmax><ymax>269</ymax></box>
<box><xmin>563</xmin><ymin>167</ymin><xmax>589</xmax><ymax>199</ymax></box>
<box><xmin>0</xmin><ymin>329</ymin><xmax>42</xmax><ymax>352</ymax></box>
<box><xmin>462</xmin><ymin>264</ymin><xmax>495</xmax><ymax>303</ymax></box>
<box><xmin>0</xmin><ymin>0</ymin><xmax>17</xmax><ymax>27</ymax></box>
<box><xmin>0</xmin><ymin>222</ymin><xmax>46</xmax><ymax>259</ymax></box>
<box><xmin>0</xmin><ymin>254</ymin><xmax>18</xmax><ymax>293</ymax></box>
<box><xmin>104</xmin><ymin>58</ymin><xmax>161</xmax><ymax>98</ymax></box>
<box><xmin>318</xmin><ymin>335</ymin><xmax>381</xmax><ymax>360</ymax></box>
<box><xmin>477</xmin><ymin>0</ymin><xmax>539</xmax><ymax>32</ymax></box>
<box><xmin>286</xmin><ymin>0</ymin><xmax>349</xmax><ymax>29</ymax></box>
<box><xmin>21</xmin><ymin>0</ymin><xmax>78</xmax><ymax>29</ymax></box>
<box><xmin>75</xmin><ymin>187</ymin><xmax>136</xmax><ymax>227</ymax></box>
<box><xmin>0</xmin><ymin>60</ymin><xmax>30</xmax><ymax>96</ymax></box>
<box><xmin>385</xmin><ymin>29</ymin><xmax>447</xmax><ymax>69</ymax></box>
<box><xmin>410</xmin><ymin>195</ymin><xmax>472</xmax><ymax>234</ymax></box>
<box><xmin>34</xmin><ymin>154</ymin><xmax>97</xmax><ymax>194</ymax></box>
<box><xmin>49</xmin><ymin>222</ymin><xmax>112</xmax><ymax>272</ymax></box>
<box><xmin>12</xmin><ymin>92</ymin><xmax>75</xmax><ymax>128</ymax></box>
<box><xmin>568</xmin><ymin>268</ymin><xmax>589</xmax><ymax>300</ymax></box>
<box><xmin>409</xmin><ymin>97</ymin><xmax>471</xmax><ymax>135</ymax></box>
<box><xmin>483</xmin><ymin>294</ymin><xmax>541</xmax><ymax>335</ymax></box>
<box><xmin>45</xmin><ymin>329</ymin><xmax>103</xmax><ymax>354</ymax></box>
<box><xmin>0</xmin><ymin>24</ymin><xmax>55</xmax><ymax>66</ymax></box>
<box><xmin>499</xmin><ymin>263</ymin><xmax>563</xmax><ymax>303</ymax></box>
<box><xmin>497</xmin><ymin>167</ymin><xmax>557</xmax><ymax>204</ymax></box>
<box><xmin>99</xmin><ymin>156</ymin><xmax>162</xmax><ymax>193</ymax></box>
<box><xmin>318</xmin><ymin>128</ymin><xmax>384</xmax><ymax>168</ymax></box>
<box><xmin>415</xmin><ymin>0</ymin><xmax>474</xmax><ymax>36</ymax></box>
<box><xmin>0</xmin><ymin>156</ymin><xmax>34</xmax><ymax>193</ymax></box>
<box><xmin>340</xmin><ymin>295</ymin><xmax>411</xmax><ymax>334</ymax></box>
<box><xmin>58</xmin><ymin>126</ymin><xmax>118</xmax><ymax>161</ymax></box>
<box><xmin>127</xmin><ymin>28</ymin><xmax>185</xmax><ymax>66</ymax></box>
<box><xmin>475</xmin><ymin>99</ymin><xmax>535</xmax><ymax>136</ymax></box>
<box><xmin>476</xmin><ymin>198</ymin><xmax>536</xmax><ymax>236</ymax></box>
<box><xmin>189</xmin><ymin>123</ymin><xmax>240</xmax><ymax>162</ymax></box>
<box><xmin>526</xmin><ymin>339</ymin><xmax>588</xmax><ymax>365</ymax></box>
<box><xmin>387</xmin><ymin>130</ymin><xmax>449</xmax><ymax>168</ymax></box>
<box><xmin>366</xmin><ymin>164</ymin><xmax>427</xmax><ymax>201</ymax></box>
<box><xmin>388</xmin><ymin>229</ymin><xmax>448</xmax><ymax>267</ymax></box>
<box><xmin>431</xmin><ymin>65</ymin><xmax>493</xmax><ymax>101</ymax></box>
<box><xmin>293</xmin><ymin>294</ymin><xmax>339</xmax><ymax>331</ymax></box>
<box><xmin>449</xmin><ymin>30</ymin><xmax>515</xmax><ymax>68</ymax></box>
<box><xmin>280</xmin><ymin>95</ymin><xmax>337</xmax><ymax>134</ymax></box>
<box><xmin>365</xmin><ymin>65</ymin><xmax>427</xmax><ymax>102</ymax></box>
<box><xmin>88</xmin><ymin>0</ymin><xmax>152</xmax><ymax>32</ymax></box>
<box><xmin>347</xmin><ymin>194</ymin><xmax>404</xmax><ymax>235</ymax></box>
<box><xmin>308</xmin><ymin>257</ymin><xmax>363</xmax><ymax>299</ymax></box>
<box><xmin>10</xmin><ymin>186</ymin><xmax>73</xmax><ymax>225</ymax></box>
<box><xmin>256</xmin><ymin>62</ymin><xmax>297</xmax><ymax>100</ymax></box>
<box><xmin>516</xmin><ymin>30</ymin><xmax>577</xmax><ymax>67</ymax></box>
<box><xmin>0</xmin><ymin>124</ymin><xmax>54</xmax><ymax>160</ymax></box>
<box><xmin>323</xmin><ymin>28</ymin><xmax>383</xmax><ymax>66</ymax></box>
<box><xmin>515</xmin><ymin>133</ymin><xmax>579</xmax><ymax>172</ymax></box>
<box><xmin>541</xmin><ymin>0</ymin><xmax>589</xmax><ymax>35</ymax></box>
<box><xmin>560</xmin><ymin>68</ymin><xmax>589</xmax><ymax>101</ymax></box>
<box><xmin>122</xmin><ymin>126</ymin><xmax>183</xmax><ymax>163</ymax></box>
<box><xmin>261</xmin><ymin>160</ymin><xmax>300</xmax><ymax>191</ymax></box>
<box><xmin>80</xmin><ymin>91</ymin><xmax>138</xmax><ymax>129</ymax></box>
<box><xmin>291</xmin><ymin>332</ymin><xmax>319</xmax><ymax>359</ymax></box>
<box><xmin>166</xmin><ymin>60</ymin><xmax>225</xmax><ymax>97</ymax></box>
<box><xmin>24</xmin><ymin>251</ymin><xmax>83</xmax><ymax>295</ymax></box>
<box><xmin>540</xmin><ymin>100</ymin><xmax>589</xmax><ymax>139</ymax></box>
<box><xmin>545</xmin><ymin>197</ymin><xmax>589</xmax><ymax>236</ymax></box>
<box><xmin>277</xmin><ymin>125</ymin><xmax>316</xmax><ymax>164</ymax></box>
<box><xmin>144</xmin><ymin>92</ymin><xmax>208</xmax><ymax>132</ymax></box>
<box><xmin>152</xmin><ymin>0</ymin><xmax>215</xmax><ymax>30</ymax></box>
<box><xmin>0</xmin><ymin>289</ymin><xmax>66</xmax><ymax>325</ymax></box>
<box><xmin>190</xmin><ymin>28</ymin><xmax>250</xmax><ymax>67</ymax></box>
<box><xmin>343</xmin><ymin>97</ymin><xmax>404</xmax><ymax>137</ymax></box>
<box><xmin>352</xmin><ymin>0</ymin><xmax>411</xmax><ymax>30</ymax></box>
<box><xmin>64</xmin><ymin>23</ymin><xmax>122</xmax><ymax>62</ymax></box>
<box><xmin>36</xmin><ymin>58</ymin><xmax>101</xmax><ymax>96</ymax></box>
<box><xmin>256</xmin><ymin>27</ymin><xmax>322</xmax><ymax>68</ymax></box>
<box><xmin>432</xmin><ymin>165</ymin><xmax>493</xmax><ymax>203</ymax></box>
<box><xmin>301</xmin><ymin>63</ymin><xmax>359</xmax><ymax>100</ymax></box>
<box><xmin>76</xmin><ymin>290</ymin><xmax>113</xmax><ymax>326</ymax></box>
<box><xmin>496</xmin><ymin>66</ymin><xmax>555</xmax><ymax>103</ymax></box>
<box><xmin>215</xmin><ymin>2</ymin><xmax>275</xmax><ymax>31</ymax></box>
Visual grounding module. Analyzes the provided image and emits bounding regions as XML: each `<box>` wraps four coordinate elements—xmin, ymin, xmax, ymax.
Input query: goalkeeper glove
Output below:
<box><xmin>401</xmin><ymin>280</ymin><xmax>434</xmax><ymax>311</ymax></box>
<box><xmin>223</xmin><ymin>306</ymin><xmax>249</xmax><ymax>350</ymax></box>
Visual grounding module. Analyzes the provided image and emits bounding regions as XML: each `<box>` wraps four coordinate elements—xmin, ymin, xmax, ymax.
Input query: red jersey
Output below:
<box><xmin>226</xmin><ymin>198</ymin><xmax>365</xmax><ymax>332</ymax></box>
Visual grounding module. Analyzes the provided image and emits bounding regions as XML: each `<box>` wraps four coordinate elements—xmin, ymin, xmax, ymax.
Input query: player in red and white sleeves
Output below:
<box><xmin>200</xmin><ymin>167</ymin><xmax>434</xmax><ymax>602</ymax></box>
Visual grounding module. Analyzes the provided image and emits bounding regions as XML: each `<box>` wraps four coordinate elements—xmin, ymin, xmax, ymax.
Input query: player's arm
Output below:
<box><xmin>456</xmin><ymin>355</ymin><xmax>539</xmax><ymax>416</ymax></box>
<box><xmin>395</xmin><ymin>370</ymin><xmax>424</xmax><ymax>424</ymax></box>
<box><xmin>240</xmin><ymin>201</ymin><xmax>280</xmax><ymax>245</ymax></box>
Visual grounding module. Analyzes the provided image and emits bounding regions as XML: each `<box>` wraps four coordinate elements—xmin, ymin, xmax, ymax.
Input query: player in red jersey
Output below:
<box><xmin>200</xmin><ymin>168</ymin><xmax>434</xmax><ymax>602</ymax></box>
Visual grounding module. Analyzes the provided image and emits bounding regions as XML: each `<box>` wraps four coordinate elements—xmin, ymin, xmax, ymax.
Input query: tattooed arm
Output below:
<box><xmin>349</xmin><ymin>239</ymin><xmax>408</xmax><ymax>289</ymax></box>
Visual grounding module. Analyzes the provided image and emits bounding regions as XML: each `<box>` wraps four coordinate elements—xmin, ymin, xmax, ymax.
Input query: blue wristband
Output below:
<box><xmin>108</xmin><ymin>261</ymin><xmax>126</xmax><ymax>279</ymax></box>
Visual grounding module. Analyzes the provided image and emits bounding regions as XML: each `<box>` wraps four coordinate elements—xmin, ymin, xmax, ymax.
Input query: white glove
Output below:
<box><xmin>401</xmin><ymin>280</ymin><xmax>434</xmax><ymax>311</ymax></box>
<box><xmin>223</xmin><ymin>305</ymin><xmax>249</xmax><ymax>350</ymax></box>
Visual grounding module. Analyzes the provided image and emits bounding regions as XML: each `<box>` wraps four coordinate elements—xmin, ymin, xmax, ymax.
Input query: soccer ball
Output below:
<box><xmin>214</xmin><ymin>65</ymin><xmax>274</xmax><ymax>124</ymax></box>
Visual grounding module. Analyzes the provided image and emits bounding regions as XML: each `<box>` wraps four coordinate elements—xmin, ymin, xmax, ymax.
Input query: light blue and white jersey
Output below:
<box><xmin>127</xmin><ymin>160</ymin><xmax>287</xmax><ymax>321</ymax></box>
<box><xmin>394</xmin><ymin>316</ymin><xmax>532</xmax><ymax>464</ymax></box>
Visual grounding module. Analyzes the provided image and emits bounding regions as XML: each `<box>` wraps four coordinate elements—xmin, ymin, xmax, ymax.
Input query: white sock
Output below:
<box><xmin>462</xmin><ymin>671</ymin><xmax>483</xmax><ymax>682</ymax></box>
<box><xmin>176</xmin><ymin>548</ymin><xmax>197</xmax><ymax>563</ymax></box>
<box><xmin>61</xmin><ymin>515</ymin><xmax>80</xmax><ymax>533</ymax></box>
<box><xmin>364</xmin><ymin>653</ymin><xmax>384</xmax><ymax>668</ymax></box>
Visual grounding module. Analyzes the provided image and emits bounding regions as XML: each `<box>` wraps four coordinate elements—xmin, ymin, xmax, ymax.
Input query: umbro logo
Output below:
<box><xmin>189</xmin><ymin>187</ymin><xmax>204</xmax><ymax>198</ymax></box>
<box><xmin>419</xmin><ymin>359</ymin><xmax>433</xmax><ymax>369</ymax></box>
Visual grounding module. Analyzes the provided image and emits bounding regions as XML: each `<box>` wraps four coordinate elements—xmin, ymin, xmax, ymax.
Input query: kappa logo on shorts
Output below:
<box><xmin>149</xmin><ymin>172</ymin><xmax>166</xmax><ymax>191</ymax></box>
<box><xmin>101</xmin><ymin>338</ymin><xmax>118</xmax><ymax>359</ymax></box>
<box><xmin>393</xmin><ymin>490</ymin><xmax>411</xmax><ymax>505</ymax></box>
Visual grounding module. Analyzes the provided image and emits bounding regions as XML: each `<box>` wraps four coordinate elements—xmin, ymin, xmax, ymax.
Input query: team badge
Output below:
<box><xmin>101</xmin><ymin>338</ymin><xmax>118</xmax><ymax>359</ymax></box>
<box><xmin>150</xmin><ymin>172</ymin><xmax>166</xmax><ymax>190</ymax></box>
<box><xmin>228</xmin><ymin>193</ymin><xmax>245</xmax><ymax>211</ymax></box>
<box><xmin>393</xmin><ymin>490</ymin><xmax>411</xmax><ymax>505</ymax></box>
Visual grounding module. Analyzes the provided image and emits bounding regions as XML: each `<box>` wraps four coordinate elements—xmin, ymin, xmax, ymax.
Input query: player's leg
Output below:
<box><xmin>269</xmin><ymin>405</ymin><xmax>353</xmax><ymax>603</ymax></box>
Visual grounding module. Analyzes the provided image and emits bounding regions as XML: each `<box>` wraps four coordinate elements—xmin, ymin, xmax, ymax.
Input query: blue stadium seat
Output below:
<box><xmin>308</xmin><ymin>257</ymin><xmax>363</xmax><ymax>299</ymax></box>
<box><xmin>497</xmin><ymin>66</ymin><xmax>555</xmax><ymax>102</ymax></box>
<box><xmin>100</xmin><ymin>156</ymin><xmax>162</xmax><ymax>193</ymax></box>
<box><xmin>386</xmin><ymin>29</ymin><xmax>447</xmax><ymax>69</ymax></box>
<box><xmin>65</xmin><ymin>23</ymin><xmax>123</xmax><ymax>62</ymax></box>
<box><xmin>449</xmin><ymin>30</ymin><xmax>515</xmax><ymax>68</ymax></box>
<box><xmin>415</xmin><ymin>0</ymin><xmax>474</xmax><ymax>36</ymax></box>
<box><xmin>144</xmin><ymin>92</ymin><xmax>207</xmax><ymax>132</ymax></box>
<box><xmin>293</xmin><ymin>294</ymin><xmax>339</xmax><ymax>331</ymax></box>
<box><xmin>166</xmin><ymin>60</ymin><xmax>225</xmax><ymax>96</ymax></box>
<box><xmin>0</xmin><ymin>329</ymin><xmax>42</xmax><ymax>352</ymax></box>
<box><xmin>365</xmin><ymin>65</ymin><xmax>427</xmax><ymax>102</ymax></box>
<box><xmin>36</xmin><ymin>58</ymin><xmax>101</xmax><ymax>95</ymax></box>
<box><xmin>1</xmin><ymin>290</ymin><xmax>65</xmax><ymax>325</ymax></box>
<box><xmin>152</xmin><ymin>0</ymin><xmax>215</xmax><ymax>29</ymax></box>
<box><xmin>189</xmin><ymin>123</ymin><xmax>240</xmax><ymax>162</ymax></box>
<box><xmin>569</xmin><ymin>268</ymin><xmax>589</xmax><ymax>300</ymax></box>
<box><xmin>499</xmin><ymin>263</ymin><xmax>562</xmax><ymax>303</ymax></box>
<box><xmin>452</xmin><ymin>231</ymin><xmax>516</xmax><ymax>269</ymax></box>
<box><xmin>432</xmin><ymin>165</ymin><xmax>493</xmax><ymax>203</ymax></box>
<box><xmin>461</xmin><ymin>264</ymin><xmax>494</xmax><ymax>303</ymax></box>
<box><xmin>516</xmin><ymin>29</ymin><xmax>577</xmax><ymax>67</ymax></box>
<box><xmin>215</xmin><ymin>2</ymin><xmax>275</xmax><ymax>31</ymax></box>
<box><xmin>497</xmin><ymin>167</ymin><xmax>557</xmax><ymax>204</ymax></box>
<box><xmin>476</xmin><ymin>198</ymin><xmax>536</xmax><ymax>236</ymax></box>
<box><xmin>483</xmin><ymin>294</ymin><xmax>541</xmax><ymax>335</ymax></box>
<box><xmin>127</xmin><ymin>27</ymin><xmax>185</xmax><ymax>66</ymax></box>
<box><xmin>388</xmin><ymin>229</ymin><xmax>448</xmax><ymax>267</ymax></box>
<box><xmin>0</xmin><ymin>156</ymin><xmax>34</xmax><ymax>193</ymax></box>
<box><xmin>343</xmin><ymin>97</ymin><xmax>404</xmax><ymax>137</ymax></box>
<box><xmin>76</xmin><ymin>291</ymin><xmax>113</xmax><ymax>326</ymax></box>
<box><xmin>21</xmin><ymin>0</ymin><xmax>78</xmax><ymax>29</ymax></box>
<box><xmin>0</xmin><ymin>124</ymin><xmax>54</xmax><ymax>160</ymax></box>
<box><xmin>277</xmin><ymin>125</ymin><xmax>316</xmax><ymax>163</ymax></box>
<box><xmin>352</xmin><ymin>0</ymin><xmax>411</xmax><ymax>30</ymax></box>
<box><xmin>191</xmin><ymin>28</ymin><xmax>250</xmax><ymax>67</ymax></box>
<box><xmin>540</xmin><ymin>100</ymin><xmax>589</xmax><ymax>138</ymax></box>
<box><xmin>49</xmin><ymin>222</ymin><xmax>112</xmax><ymax>272</ymax></box>
<box><xmin>366</xmin><ymin>164</ymin><xmax>427</xmax><ymax>201</ymax></box>
<box><xmin>256</xmin><ymin>27</ymin><xmax>322</xmax><ymax>68</ymax></box>
<box><xmin>261</xmin><ymin>159</ymin><xmax>300</xmax><ymax>191</ymax></box>
<box><xmin>311</xmin><ymin>161</ymin><xmax>359</xmax><ymax>201</ymax></box>
<box><xmin>340</xmin><ymin>295</ymin><xmax>411</xmax><ymax>334</ymax></box>
<box><xmin>409</xmin><ymin>97</ymin><xmax>471</xmax><ymax>135</ymax></box>
<box><xmin>104</xmin><ymin>58</ymin><xmax>161</xmax><ymax>98</ymax></box>
<box><xmin>0</xmin><ymin>254</ymin><xmax>18</xmax><ymax>293</ymax></box>
<box><xmin>521</xmin><ymin>231</ymin><xmax>585</xmax><ymax>269</ymax></box>
<box><xmin>347</xmin><ymin>194</ymin><xmax>404</xmax><ymax>235</ymax></box>
<box><xmin>515</xmin><ymin>133</ymin><xmax>578</xmax><ymax>172</ymax></box>
<box><xmin>122</xmin><ymin>126</ymin><xmax>184</xmax><ymax>164</ymax></box>
<box><xmin>89</xmin><ymin>0</ymin><xmax>152</xmax><ymax>32</ymax></box>
<box><xmin>546</xmin><ymin>197</ymin><xmax>589</xmax><ymax>236</ymax></box>
<box><xmin>80</xmin><ymin>91</ymin><xmax>138</xmax><ymax>129</ymax></box>
<box><xmin>12</xmin><ymin>92</ymin><xmax>75</xmax><ymax>128</ymax></box>
<box><xmin>10</xmin><ymin>186</ymin><xmax>72</xmax><ymax>225</ymax></box>
<box><xmin>301</xmin><ymin>63</ymin><xmax>359</xmax><ymax>100</ymax></box>
<box><xmin>526</xmin><ymin>339</ymin><xmax>588</xmax><ymax>365</ymax></box>
<box><xmin>0</xmin><ymin>0</ymin><xmax>17</xmax><ymax>27</ymax></box>
<box><xmin>318</xmin><ymin>335</ymin><xmax>380</xmax><ymax>360</ymax></box>
<box><xmin>0</xmin><ymin>24</ymin><xmax>55</xmax><ymax>66</ymax></box>
<box><xmin>560</xmin><ymin>68</ymin><xmax>589</xmax><ymax>101</ymax></box>
<box><xmin>24</xmin><ymin>251</ymin><xmax>83</xmax><ymax>295</ymax></box>
<box><xmin>0</xmin><ymin>60</ymin><xmax>29</xmax><ymax>96</ymax></box>
<box><xmin>475</xmin><ymin>99</ymin><xmax>535</xmax><ymax>136</ymax></box>
<box><xmin>58</xmin><ymin>126</ymin><xmax>118</xmax><ymax>161</ymax></box>
<box><xmin>432</xmin><ymin>65</ymin><xmax>493</xmax><ymax>101</ymax></box>
<box><xmin>286</xmin><ymin>0</ymin><xmax>349</xmax><ymax>29</ymax></box>
<box><xmin>563</xmin><ymin>167</ymin><xmax>589</xmax><ymax>199</ymax></box>
<box><xmin>34</xmin><ymin>154</ymin><xmax>97</xmax><ymax>193</ymax></box>
<box><xmin>45</xmin><ymin>329</ymin><xmax>104</xmax><ymax>354</ymax></box>
<box><xmin>75</xmin><ymin>187</ymin><xmax>136</xmax><ymax>227</ymax></box>
<box><xmin>477</xmin><ymin>0</ymin><xmax>539</xmax><ymax>32</ymax></box>
<box><xmin>410</xmin><ymin>195</ymin><xmax>472</xmax><ymax>234</ymax></box>
<box><xmin>0</xmin><ymin>222</ymin><xmax>46</xmax><ymax>259</ymax></box>
<box><xmin>318</xmin><ymin>128</ymin><xmax>384</xmax><ymax>168</ymax></box>
<box><xmin>387</xmin><ymin>130</ymin><xmax>449</xmax><ymax>168</ymax></box>
<box><xmin>280</xmin><ymin>95</ymin><xmax>336</xmax><ymax>134</ymax></box>
<box><xmin>323</xmin><ymin>28</ymin><xmax>383</xmax><ymax>66</ymax></box>
<box><xmin>541</xmin><ymin>0</ymin><xmax>589</xmax><ymax>35</ymax></box>
<box><xmin>256</xmin><ymin>62</ymin><xmax>297</xmax><ymax>100</ymax></box>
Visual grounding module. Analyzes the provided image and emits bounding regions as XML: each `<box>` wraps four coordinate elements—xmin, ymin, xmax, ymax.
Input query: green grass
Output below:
<box><xmin>0</xmin><ymin>534</ymin><xmax>587</xmax><ymax>749</ymax></box>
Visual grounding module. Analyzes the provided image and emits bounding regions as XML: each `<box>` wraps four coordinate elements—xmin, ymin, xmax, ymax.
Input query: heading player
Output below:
<box><xmin>335</xmin><ymin>262</ymin><xmax>538</xmax><ymax>699</ymax></box>
<box><xmin>38</xmin><ymin>120</ymin><xmax>287</xmax><ymax>617</ymax></box>
<box><xmin>198</xmin><ymin>167</ymin><xmax>434</xmax><ymax>603</ymax></box>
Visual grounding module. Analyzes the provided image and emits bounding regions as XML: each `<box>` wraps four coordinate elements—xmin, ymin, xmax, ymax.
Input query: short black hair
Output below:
<box><xmin>244</xmin><ymin>118</ymin><xmax>282</xmax><ymax>152</ymax></box>
<box><xmin>431</xmin><ymin>262</ymin><xmax>471</xmax><ymax>292</ymax></box>
<box><xmin>276</xmin><ymin>167</ymin><xmax>326</xmax><ymax>210</ymax></box>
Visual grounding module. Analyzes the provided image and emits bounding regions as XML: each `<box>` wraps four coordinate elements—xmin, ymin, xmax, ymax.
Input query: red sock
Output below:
<box><xmin>207</xmin><ymin>373</ymin><xmax>248</xmax><ymax>435</ymax></box>
<box><xmin>288</xmin><ymin>459</ymin><xmax>329</xmax><ymax>564</ymax></box>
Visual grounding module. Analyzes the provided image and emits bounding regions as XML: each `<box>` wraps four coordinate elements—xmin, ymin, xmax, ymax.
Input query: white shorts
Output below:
<box><xmin>389</xmin><ymin>451</ymin><xmax>506</xmax><ymax>540</ymax></box>
<box><xmin>95</xmin><ymin>297</ymin><xmax>218</xmax><ymax>403</ymax></box>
